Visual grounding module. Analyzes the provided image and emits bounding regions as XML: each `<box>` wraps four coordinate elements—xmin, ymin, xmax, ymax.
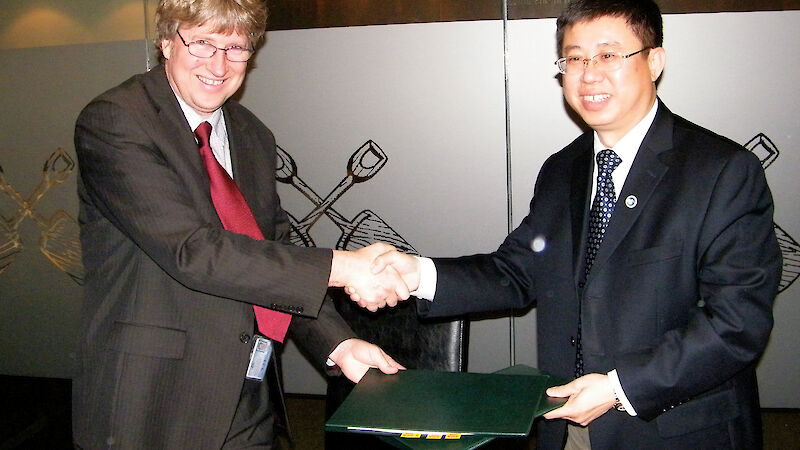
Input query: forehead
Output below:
<box><xmin>562</xmin><ymin>16</ymin><xmax>642</xmax><ymax>52</ymax></box>
<box><xmin>180</xmin><ymin>23</ymin><xmax>248</xmax><ymax>43</ymax></box>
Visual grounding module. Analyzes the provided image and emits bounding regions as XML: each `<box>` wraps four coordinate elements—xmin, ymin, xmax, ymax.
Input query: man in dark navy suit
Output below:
<box><xmin>359</xmin><ymin>1</ymin><xmax>781</xmax><ymax>448</ymax></box>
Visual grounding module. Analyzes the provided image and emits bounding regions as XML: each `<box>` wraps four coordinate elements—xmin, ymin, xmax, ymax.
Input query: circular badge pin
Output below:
<box><xmin>625</xmin><ymin>195</ymin><xmax>638</xmax><ymax>208</ymax></box>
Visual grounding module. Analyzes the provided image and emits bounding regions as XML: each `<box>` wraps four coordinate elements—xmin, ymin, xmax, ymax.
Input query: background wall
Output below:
<box><xmin>1</xmin><ymin>2</ymin><xmax>798</xmax><ymax>408</ymax></box>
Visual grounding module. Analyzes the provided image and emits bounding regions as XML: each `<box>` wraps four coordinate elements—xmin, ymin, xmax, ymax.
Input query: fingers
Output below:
<box><xmin>371</xmin><ymin>249</ymin><xmax>411</xmax><ymax>276</ymax></box>
<box><xmin>370</xmin><ymin>251</ymin><xmax>392</xmax><ymax>274</ymax></box>
<box><xmin>331</xmin><ymin>339</ymin><xmax>405</xmax><ymax>383</ymax></box>
<box><xmin>546</xmin><ymin>381</ymin><xmax>578</xmax><ymax>399</ymax></box>
<box><xmin>386</xmin><ymin>265</ymin><xmax>410</xmax><ymax>301</ymax></box>
<box><xmin>542</xmin><ymin>374</ymin><xmax>616</xmax><ymax>425</ymax></box>
<box><xmin>383</xmin><ymin>352</ymin><xmax>407</xmax><ymax>371</ymax></box>
<box><xmin>343</xmin><ymin>253</ymin><xmax>411</xmax><ymax>310</ymax></box>
<box><xmin>358</xmin><ymin>298</ymin><xmax>380</xmax><ymax>312</ymax></box>
<box><xmin>373</xmin><ymin>348</ymin><xmax>403</xmax><ymax>375</ymax></box>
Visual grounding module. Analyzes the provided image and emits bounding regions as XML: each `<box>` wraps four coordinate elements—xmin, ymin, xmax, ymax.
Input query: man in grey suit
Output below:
<box><xmin>357</xmin><ymin>0</ymin><xmax>781</xmax><ymax>448</ymax></box>
<box><xmin>73</xmin><ymin>0</ymin><xmax>408</xmax><ymax>448</ymax></box>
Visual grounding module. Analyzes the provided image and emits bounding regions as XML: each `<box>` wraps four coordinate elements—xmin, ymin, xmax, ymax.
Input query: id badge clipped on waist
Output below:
<box><xmin>245</xmin><ymin>335</ymin><xmax>273</xmax><ymax>381</ymax></box>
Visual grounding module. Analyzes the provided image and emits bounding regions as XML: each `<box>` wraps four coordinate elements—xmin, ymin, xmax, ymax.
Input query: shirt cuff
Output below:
<box><xmin>608</xmin><ymin>369</ymin><xmax>638</xmax><ymax>416</ymax></box>
<box><xmin>410</xmin><ymin>256</ymin><xmax>437</xmax><ymax>300</ymax></box>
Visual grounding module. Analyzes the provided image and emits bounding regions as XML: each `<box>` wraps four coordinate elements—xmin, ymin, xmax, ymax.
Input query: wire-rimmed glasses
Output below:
<box><xmin>176</xmin><ymin>30</ymin><xmax>253</xmax><ymax>62</ymax></box>
<box><xmin>555</xmin><ymin>48</ymin><xmax>651</xmax><ymax>75</ymax></box>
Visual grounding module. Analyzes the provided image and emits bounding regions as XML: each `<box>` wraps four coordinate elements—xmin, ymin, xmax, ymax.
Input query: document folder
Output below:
<box><xmin>325</xmin><ymin>364</ymin><xmax>566</xmax><ymax>446</ymax></box>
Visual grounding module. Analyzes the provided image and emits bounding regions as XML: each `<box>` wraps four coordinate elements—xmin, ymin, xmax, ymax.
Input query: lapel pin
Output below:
<box><xmin>625</xmin><ymin>195</ymin><xmax>638</xmax><ymax>209</ymax></box>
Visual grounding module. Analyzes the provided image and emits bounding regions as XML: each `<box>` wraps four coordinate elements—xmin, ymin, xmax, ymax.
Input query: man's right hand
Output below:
<box><xmin>329</xmin><ymin>243</ymin><xmax>411</xmax><ymax>312</ymax></box>
<box><xmin>344</xmin><ymin>248</ymin><xmax>421</xmax><ymax>307</ymax></box>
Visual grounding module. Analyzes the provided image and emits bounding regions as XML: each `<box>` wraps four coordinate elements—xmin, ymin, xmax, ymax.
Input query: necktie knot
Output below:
<box><xmin>195</xmin><ymin>122</ymin><xmax>212</xmax><ymax>149</ymax></box>
<box><xmin>597</xmin><ymin>148</ymin><xmax>622</xmax><ymax>175</ymax></box>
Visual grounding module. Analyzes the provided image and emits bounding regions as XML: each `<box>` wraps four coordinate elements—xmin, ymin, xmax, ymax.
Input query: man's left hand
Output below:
<box><xmin>543</xmin><ymin>374</ymin><xmax>617</xmax><ymax>426</ymax></box>
<box><xmin>328</xmin><ymin>338</ymin><xmax>406</xmax><ymax>383</ymax></box>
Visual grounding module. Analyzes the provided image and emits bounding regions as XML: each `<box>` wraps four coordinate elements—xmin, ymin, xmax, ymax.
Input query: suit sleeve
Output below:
<box><xmin>416</xmin><ymin>203</ymin><xmax>542</xmax><ymax>318</ymax></box>
<box><xmin>617</xmin><ymin>150</ymin><xmax>781</xmax><ymax>420</ymax></box>
<box><xmin>75</xmin><ymin>96</ymin><xmax>333</xmax><ymax>319</ymax></box>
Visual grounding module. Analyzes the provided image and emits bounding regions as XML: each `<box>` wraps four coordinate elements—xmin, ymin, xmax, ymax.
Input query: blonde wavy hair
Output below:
<box><xmin>155</xmin><ymin>0</ymin><xmax>268</xmax><ymax>48</ymax></box>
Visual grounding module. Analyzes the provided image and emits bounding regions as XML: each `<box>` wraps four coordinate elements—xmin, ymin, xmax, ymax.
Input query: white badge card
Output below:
<box><xmin>245</xmin><ymin>335</ymin><xmax>273</xmax><ymax>381</ymax></box>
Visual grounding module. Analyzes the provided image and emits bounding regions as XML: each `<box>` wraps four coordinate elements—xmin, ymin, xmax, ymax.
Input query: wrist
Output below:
<box><xmin>328</xmin><ymin>338</ymin><xmax>355</xmax><ymax>364</ymax></box>
<box><xmin>328</xmin><ymin>250</ymin><xmax>349</xmax><ymax>287</ymax></box>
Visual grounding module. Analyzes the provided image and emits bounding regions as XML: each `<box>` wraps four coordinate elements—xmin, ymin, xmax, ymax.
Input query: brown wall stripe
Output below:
<box><xmin>266</xmin><ymin>0</ymin><xmax>800</xmax><ymax>31</ymax></box>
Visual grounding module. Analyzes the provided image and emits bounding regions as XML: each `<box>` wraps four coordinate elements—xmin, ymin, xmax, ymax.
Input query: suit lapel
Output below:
<box><xmin>588</xmin><ymin>102</ymin><xmax>674</xmax><ymax>277</ymax></box>
<box><xmin>225</xmin><ymin>106</ymin><xmax>273</xmax><ymax>238</ymax></box>
<box><xmin>145</xmin><ymin>66</ymin><xmax>211</xmax><ymax>193</ymax></box>
<box><xmin>144</xmin><ymin>66</ymin><xmax>230</xmax><ymax>224</ymax></box>
<box><xmin>570</xmin><ymin>136</ymin><xmax>594</xmax><ymax>282</ymax></box>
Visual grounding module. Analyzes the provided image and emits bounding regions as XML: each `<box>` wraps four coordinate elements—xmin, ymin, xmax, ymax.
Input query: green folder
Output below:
<box><xmin>325</xmin><ymin>364</ymin><xmax>567</xmax><ymax>449</ymax></box>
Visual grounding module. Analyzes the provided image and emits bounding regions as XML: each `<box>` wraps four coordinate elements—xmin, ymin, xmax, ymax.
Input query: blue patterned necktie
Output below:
<box><xmin>576</xmin><ymin>148</ymin><xmax>622</xmax><ymax>378</ymax></box>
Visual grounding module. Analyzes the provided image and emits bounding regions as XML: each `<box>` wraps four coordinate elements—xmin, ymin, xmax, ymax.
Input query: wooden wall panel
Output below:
<box><xmin>267</xmin><ymin>0</ymin><xmax>800</xmax><ymax>30</ymax></box>
<box><xmin>266</xmin><ymin>0</ymin><xmax>501</xmax><ymax>30</ymax></box>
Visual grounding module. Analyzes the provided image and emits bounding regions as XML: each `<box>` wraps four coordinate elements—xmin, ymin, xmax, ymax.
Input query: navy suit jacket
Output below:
<box><xmin>419</xmin><ymin>101</ymin><xmax>781</xmax><ymax>449</ymax></box>
<box><xmin>73</xmin><ymin>65</ymin><xmax>353</xmax><ymax>449</ymax></box>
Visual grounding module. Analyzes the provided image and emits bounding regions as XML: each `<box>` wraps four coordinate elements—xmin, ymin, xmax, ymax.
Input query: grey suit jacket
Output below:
<box><xmin>73</xmin><ymin>65</ymin><xmax>354</xmax><ymax>449</ymax></box>
<box><xmin>419</xmin><ymin>101</ymin><xmax>781</xmax><ymax>449</ymax></box>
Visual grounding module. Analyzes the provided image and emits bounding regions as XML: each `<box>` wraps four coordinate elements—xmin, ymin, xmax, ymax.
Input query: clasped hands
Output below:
<box><xmin>329</xmin><ymin>243</ymin><xmax>420</xmax><ymax>312</ymax></box>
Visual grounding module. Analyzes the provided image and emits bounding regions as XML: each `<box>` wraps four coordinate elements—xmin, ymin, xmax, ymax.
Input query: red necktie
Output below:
<box><xmin>195</xmin><ymin>121</ymin><xmax>291</xmax><ymax>342</ymax></box>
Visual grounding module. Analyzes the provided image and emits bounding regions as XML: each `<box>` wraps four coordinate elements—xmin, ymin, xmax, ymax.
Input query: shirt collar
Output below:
<box><xmin>173</xmin><ymin>92</ymin><xmax>225</xmax><ymax>137</ymax></box>
<box><xmin>593</xmin><ymin>99</ymin><xmax>659</xmax><ymax>162</ymax></box>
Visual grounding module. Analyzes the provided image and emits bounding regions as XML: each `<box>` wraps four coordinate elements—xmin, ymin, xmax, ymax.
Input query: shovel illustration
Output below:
<box><xmin>745</xmin><ymin>133</ymin><xmax>798</xmax><ymax>293</ymax></box>
<box><xmin>276</xmin><ymin>141</ymin><xmax>386</xmax><ymax>247</ymax></box>
<box><xmin>0</xmin><ymin>214</ymin><xmax>22</xmax><ymax>274</ymax></box>
<box><xmin>0</xmin><ymin>149</ymin><xmax>84</xmax><ymax>283</ymax></box>
<box><xmin>276</xmin><ymin>143</ymin><xmax>417</xmax><ymax>254</ymax></box>
<box><xmin>774</xmin><ymin>223</ymin><xmax>800</xmax><ymax>293</ymax></box>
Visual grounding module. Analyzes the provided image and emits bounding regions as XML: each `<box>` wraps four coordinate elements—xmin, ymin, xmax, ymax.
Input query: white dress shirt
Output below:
<box><xmin>175</xmin><ymin>95</ymin><xmax>232</xmax><ymax>178</ymax></box>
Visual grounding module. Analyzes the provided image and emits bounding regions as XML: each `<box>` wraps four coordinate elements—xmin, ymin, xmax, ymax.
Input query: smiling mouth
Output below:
<box><xmin>582</xmin><ymin>94</ymin><xmax>610</xmax><ymax>103</ymax></box>
<box><xmin>198</xmin><ymin>75</ymin><xmax>223</xmax><ymax>86</ymax></box>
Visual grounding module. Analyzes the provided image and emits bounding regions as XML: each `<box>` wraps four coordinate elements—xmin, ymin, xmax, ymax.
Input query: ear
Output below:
<box><xmin>647</xmin><ymin>47</ymin><xmax>665</xmax><ymax>81</ymax></box>
<box><xmin>161</xmin><ymin>38</ymin><xmax>174</xmax><ymax>60</ymax></box>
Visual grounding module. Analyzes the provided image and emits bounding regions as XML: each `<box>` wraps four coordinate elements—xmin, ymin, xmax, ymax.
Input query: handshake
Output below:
<box><xmin>329</xmin><ymin>242</ymin><xmax>421</xmax><ymax>312</ymax></box>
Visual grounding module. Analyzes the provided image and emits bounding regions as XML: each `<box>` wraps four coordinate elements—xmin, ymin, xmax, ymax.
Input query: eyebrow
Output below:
<box><xmin>562</xmin><ymin>41</ymin><xmax>624</xmax><ymax>55</ymax></box>
<box><xmin>184</xmin><ymin>30</ymin><xmax>249</xmax><ymax>46</ymax></box>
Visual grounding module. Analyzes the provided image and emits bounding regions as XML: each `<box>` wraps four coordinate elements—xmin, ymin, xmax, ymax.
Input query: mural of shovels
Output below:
<box><xmin>0</xmin><ymin>148</ymin><xmax>84</xmax><ymax>284</ymax></box>
<box><xmin>276</xmin><ymin>140</ymin><xmax>418</xmax><ymax>255</ymax></box>
<box><xmin>745</xmin><ymin>133</ymin><xmax>799</xmax><ymax>293</ymax></box>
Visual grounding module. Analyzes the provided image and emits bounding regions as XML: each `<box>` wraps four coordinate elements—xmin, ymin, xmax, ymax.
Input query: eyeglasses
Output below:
<box><xmin>176</xmin><ymin>30</ymin><xmax>253</xmax><ymax>62</ymax></box>
<box><xmin>555</xmin><ymin>48</ymin><xmax>651</xmax><ymax>75</ymax></box>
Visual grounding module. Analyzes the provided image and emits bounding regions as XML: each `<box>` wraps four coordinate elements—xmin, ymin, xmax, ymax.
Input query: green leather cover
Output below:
<box><xmin>326</xmin><ymin>365</ymin><xmax>566</xmax><ymax>445</ymax></box>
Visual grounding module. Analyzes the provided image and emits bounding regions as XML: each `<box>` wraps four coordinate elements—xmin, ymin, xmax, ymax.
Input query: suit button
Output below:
<box><xmin>240</xmin><ymin>333</ymin><xmax>251</xmax><ymax>344</ymax></box>
<box><xmin>570</xmin><ymin>336</ymin><xmax>576</xmax><ymax>346</ymax></box>
<box><xmin>578</xmin><ymin>281</ymin><xmax>585</xmax><ymax>289</ymax></box>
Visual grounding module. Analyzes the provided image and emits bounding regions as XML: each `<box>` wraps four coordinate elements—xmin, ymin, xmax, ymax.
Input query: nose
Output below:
<box><xmin>580</xmin><ymin>58</ymin><xmax>603</xmax><ymax>82</ymax></box>
<box><xmin>206</xmin><ymin>50</ymin><xmax>228</xmax><ymax>76</ymax></box>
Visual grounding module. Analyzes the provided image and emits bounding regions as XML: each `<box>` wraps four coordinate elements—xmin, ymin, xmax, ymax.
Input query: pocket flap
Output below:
<box><xmin>108</xmin><ymin>321</ymin><xmax>187</xmax><ymax>359</ymax></box>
